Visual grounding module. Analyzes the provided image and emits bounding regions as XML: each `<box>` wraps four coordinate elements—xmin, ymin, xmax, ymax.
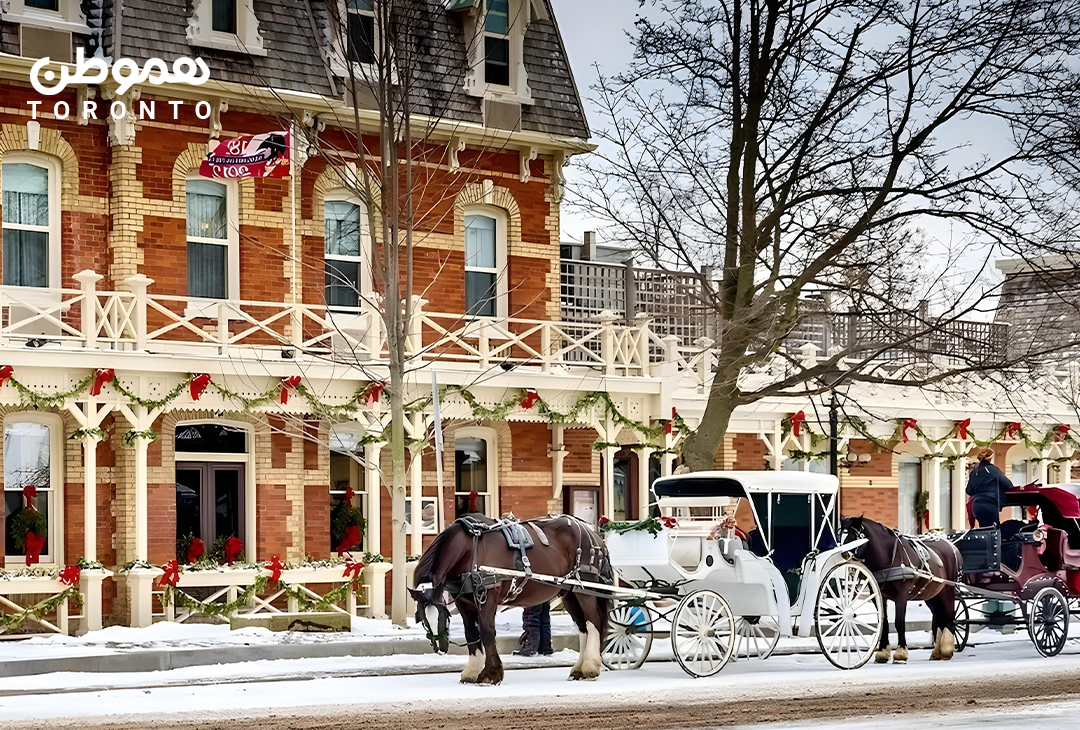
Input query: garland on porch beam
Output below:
<box><xmin>845</xmin><ymin>416</ymin><xmax>1080</xmax><ymax>453</ymax></box>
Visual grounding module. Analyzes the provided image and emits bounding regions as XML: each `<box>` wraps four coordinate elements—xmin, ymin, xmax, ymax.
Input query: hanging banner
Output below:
<box><xmin>200</xmin><ymin>130</ymin><xmax>290</xmax><ymax>179</ymax></box>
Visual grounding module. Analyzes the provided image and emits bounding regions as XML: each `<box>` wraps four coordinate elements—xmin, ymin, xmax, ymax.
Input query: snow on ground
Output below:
<box><xmin>2</xmin><ymin>634</ymin><xmax>1079</xmax><ymax>723</ymax></box>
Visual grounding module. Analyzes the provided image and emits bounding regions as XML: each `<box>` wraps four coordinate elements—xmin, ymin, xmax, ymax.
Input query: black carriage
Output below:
<box><xmin>951</xmin><ymin>483</ymin><xmax>1080</xmax><ymax>657</ymax></box>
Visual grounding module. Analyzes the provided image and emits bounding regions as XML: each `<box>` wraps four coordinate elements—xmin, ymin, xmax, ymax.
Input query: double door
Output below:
<box><xmin>176</xmin><ymin>462</ymin><xmax>245</xmax><ymax>547</ymax></box>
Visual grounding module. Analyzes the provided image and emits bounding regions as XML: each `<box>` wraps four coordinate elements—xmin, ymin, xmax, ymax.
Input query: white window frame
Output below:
<box><xmin>463</xmin><ymin>205</ymin><xmax>508</xmax><ymax>320</ymax></box>
<box><xmin>404</xmin><ymin>496</ymin><xmax>438</xmax><ymax>535</ymax></box>
<box><xmin>330</xmin><ymin>426</ymin><xmax>367</xmax><ymax>553</ymax></box>
<box><xmin>324</xmin><ymin>189</ymin><xmax>372</xmax><ymax>310</ymax></box>
<box><xmin>1</xmin><ymin>152</ymin><xmax>61</xmax><ymax>293</ymax></box>
<box><xmin>3</xmin><ymin>412</ymin><xmax>64</xmax><ymax>568</ymax></box>
<box><xmin>184</xmin><ymin>175</ymin><xmax>239</xmax><ymax>316</ymax></box>
<box><xmin>327</xmin><ymin>0</ymin><xmax>383</xmax><ymax>79</ymax></box>
<box><xmin>454</xmin><ymin>426</ymin><xmax>498</xmax><ymax>519</ymax></box>
<box><xmin>3</xmin><ymin>0</ymin><xmax>89</xmax><ymax>34</ymax></box>
<box><xmin>186</xmin><ymin>0</ymin><xmax>267</xmax><ymax>56</ymax></box>
<box><xmin>463</xmin><ymin>0</ymin><xmax>533</xmax><ymax>104</ymax></box>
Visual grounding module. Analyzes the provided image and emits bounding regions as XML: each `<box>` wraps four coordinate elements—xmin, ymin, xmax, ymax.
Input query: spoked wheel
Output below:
<box><xmin>670</xmin><ymin>589</ymin><xmax>736</xmax><ymax>678</ymax></box>
<box><xmin>733</xmin><ymin>615</ymin><xmax>782</xmax><ymax>660</ymax></box>
<box><xmin>1027</xmin><ymin>587</ymin><xmax>1070</xmax><ymax>658</ymax></box>
<box><xmin>953</xmin><ymin>596</ymin><xmax>970</xmax><ymax>653</ymax></box>
<box><xmin>814</xmin><ymin>561</ymin><xmax>884</xmax><ymax>670</ymax></box>
<box><xmin>602</xmin><ymin>602</ymin><xmax>654</xmax><ymax>670</ymax></box>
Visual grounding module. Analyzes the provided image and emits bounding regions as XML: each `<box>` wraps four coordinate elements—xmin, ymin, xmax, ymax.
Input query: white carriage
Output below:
<box><xmin>601</xmin><ymin>471</ymin><xmax>884</xmax><ymax>677</ymax></box>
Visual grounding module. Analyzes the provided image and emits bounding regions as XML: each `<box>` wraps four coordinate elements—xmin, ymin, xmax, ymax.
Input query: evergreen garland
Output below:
<box><xmin>330</xmin><ymin>503</ymin><xmax>367</xmax><ymax>546</ymax></box>
<box><xmin>9</xmin><ymin>508</ymin><xmax>47</xmax><ymax>552</ymax></box>
<box><xmin>0</xmin><ymin>587</ymin><xmax>82</xmax><ymax>634</ymax></box>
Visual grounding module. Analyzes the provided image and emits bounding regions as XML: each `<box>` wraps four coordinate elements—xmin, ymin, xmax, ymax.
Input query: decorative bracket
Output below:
<box><xmin>102</xmin><ymin>88</ymin><xmax>140</xmax><ymax>147</ymax></box>
<box><xmin>77</xmin><ymin>85</ymin><xmax>96</xmax><ymax>127</ymax></box>
<box><xmin>519</xmin><ymin>145</ymin><xmax>537</xmax><ymax>183</ymax></box>
<box><xmin>448</xmin><ymin>136</ymin><xmax>466</xmax><ymax>172</ymax></box>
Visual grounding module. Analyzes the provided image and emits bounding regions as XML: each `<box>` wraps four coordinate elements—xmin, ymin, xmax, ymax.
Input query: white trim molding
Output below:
<box><xmin>2</xmin><ymin>0</ymin><xmax>89</xmax><ymax>34</ymax></box>
<box><xmin>187</xmin><ymin>0</ymin><xmax>267</xmax><ymax>57</ymax></box>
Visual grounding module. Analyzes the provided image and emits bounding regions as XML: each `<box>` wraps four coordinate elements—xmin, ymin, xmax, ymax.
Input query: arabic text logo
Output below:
<box><xmin>31</xmin><ymin>49</ymin><xmax>211</xmax><ymax>96</ymax></box>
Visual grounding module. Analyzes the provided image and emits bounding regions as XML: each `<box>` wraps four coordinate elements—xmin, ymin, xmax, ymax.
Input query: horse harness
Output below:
<box><xmin>872</xmin><ymin>529</ymin><xmax>950</xmax><ymax>597</ymax></box>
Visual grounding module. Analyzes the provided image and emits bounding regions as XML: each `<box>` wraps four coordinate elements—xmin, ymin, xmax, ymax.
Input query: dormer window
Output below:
<box><xmin>483</xmin><ymin>0</ymin><xmax>510</xmax><ymax>87</ymax></box>
<box><xmin>4</xmin><ymin>0</ymin><xmax>88</xmax><ymax>34</ymax></box>
<box><xmin>212</xmin><ymin>0</ymin><xmax>237</xmax><ymax>34</ymax></box>
<box><xmin>346</xmin><ymin>0</ymin><xmax>376</xmax><ymax>65</ymax></box>
<box><xmin>25</xmin><ymin>0</ymin><xmax>59</xmax><ymax>10</ymax></box>
<box><xmin>187</xmin><ymin>0</ymin><xmax>267</xmax><ymax>56</ymax></box>
<box><xmin>459</xmin><ymin>0</ymin><xmax>541</xmax><ymax>105</ymax></box>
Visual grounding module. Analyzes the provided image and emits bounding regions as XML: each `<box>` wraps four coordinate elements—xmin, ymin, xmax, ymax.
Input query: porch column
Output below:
<box><xmin>82</xmin><ymin>433</ymin><xmax>98</xmax><ymax>562</ymax></box>
<box><xmin>951</xmin><ymin>456</ymin><xmax>968</xmax><ymax>530</ymax></box>
<box><xmin>602</xmin><ymin>444</ymin><xmax>617</xmax><ymax>519</ymax></box>
<box><xmin>924</xmin><ymin>457</ymin><xmax>942</xmax><ymax>530</ymax></box>
<box><xmin>550</xmin><ymin>425</ymin><xmax>566</xmax><ymax>513</ymax></box>
<box><xmin>134</xmin><ymin>436</ymin><xmax>149</xmax><ymax>560</ymax></box>
<box><xmin>365</xmin><ymin>441</ymin><xmax>384</xmax><ymax>556</ymax></box>
<box><xmin>638</xmin><ymin>446</ymin><xmax>653</xmax><ymax>519</ymax></box>
<box><xmin>409</xmin><ymin>443</ymin><xmax>423</xmax><ymax>556</ymax></box>
<box><xmin>1038</xmin><ymin>455</ymin><xmax>1050</xmax><ymax>487</ymax></box>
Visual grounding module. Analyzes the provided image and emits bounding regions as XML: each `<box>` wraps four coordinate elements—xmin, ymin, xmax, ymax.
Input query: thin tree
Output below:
<box><xmin>574</xmin><ymin>0</ymin><xmax>1080</xmax><ymax>470</ymax></box>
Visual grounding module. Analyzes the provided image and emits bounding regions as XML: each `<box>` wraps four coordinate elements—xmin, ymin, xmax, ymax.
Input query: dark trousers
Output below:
<box><xmin>523</xmin><ymin>603</ymin><xmax>552</xmax><ymax>653</ymax></box>
<box><xmin>973</xmin><ymin>500</ymin><xmax>999</xmax><ymax>528</ymax></box>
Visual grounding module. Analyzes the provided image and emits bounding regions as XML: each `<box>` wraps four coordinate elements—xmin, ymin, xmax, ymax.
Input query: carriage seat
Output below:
<box><xmin>1045</xmin><ymin>527</ymin><xmax>1080</xmax><ymax>570</ymax></box>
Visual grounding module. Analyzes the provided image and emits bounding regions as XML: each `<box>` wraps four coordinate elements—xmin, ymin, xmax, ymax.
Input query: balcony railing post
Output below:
<box><xmin>541</xmin><ymin>323</ymin><xmax>552</xmax><ymax>373</ymax></box>
<box><xmin>635</xmin><ymin>312</ymin><xmax>651</xmax><ymax>377</ymax></box>
<box><xmin>598</xmin><ymin>309</ymin><xmax>619</xmax><ymax>376</ymax></box>
<box><xmin>123</xmin><ymin>274</ymin><xmax>153</xmax><ymax>351</ymax></box>
<box><xmin>73</xmin><ymin>270</ymin><xmax>103</xmax><ymax>349</ymax></box>
<box><xmin>408</xmin><ymin>296</ymin><xmax>426</xmax><ymax>358</ymax></box>
<box><xmin>623</xmin><ymin>260</ymin><xmax>635</xmax><ymax>325</ymax></box>
<box><xmin>694</xmin><ymin>337</ymin><xmax>714</xmax><ymax>387</ymax></box>
<box><xmin>365</xmin><ymin>307</ymin><xmax>383</xmax><ymax>360</ymax></box>
<box><xmin>218</xmin><ymin>301</ymin><xmax>230</xmax><ymax>356</ymax></box>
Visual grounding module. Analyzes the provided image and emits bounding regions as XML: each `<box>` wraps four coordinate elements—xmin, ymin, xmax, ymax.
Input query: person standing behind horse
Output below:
<box><xmin>966</xmin><ymin>448</ymin><xmax>1013</xmax><ymax>527</ymax></box>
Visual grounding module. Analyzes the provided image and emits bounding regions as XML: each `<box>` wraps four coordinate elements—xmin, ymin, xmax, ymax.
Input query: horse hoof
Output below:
<box><xmin>874</xmin><ymin>649</ymin><xmax>890</xmax><ymax>664</ymax></box>
<box><xmin>476</xmin><ymin>669</ymin><xmax>504</xmax><ymax>686</ymax></box>
<box><xmin>569</xmin><ymin>669</ymin><xmax>585</xmax><ymax>681</ymax></box>
<box><xmin>893</xmin><ymin>647</ymin><xmax>908</xmax><ymax>663</ymax></box>
<box><xmin>460</xmin><ymin>675</ymin><xmax>478</xmax><ymax>684</ymax></box>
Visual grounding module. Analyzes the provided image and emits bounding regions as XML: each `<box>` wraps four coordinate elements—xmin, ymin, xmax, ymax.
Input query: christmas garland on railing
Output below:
<box><xmin>845</xmin><ymin>415</ymin><xmax>1080</xmax><ymax>453</ymax></box>
<box><xmin>0</xmin><ymin>587</ymin><xmax>82</xmax><ymax>633</ymax></box>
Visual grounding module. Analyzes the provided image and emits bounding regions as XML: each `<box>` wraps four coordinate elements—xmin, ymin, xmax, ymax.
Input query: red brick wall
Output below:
<box><xmin>732</xmin><ymin>433</ymin><xmax>768</xmax><ymax>471</ymax></box>
<box><xmin>147</xmin><ymin>482</ymin><xmax>176</xmax><ymax>564</ymax></box>
<box><xmin>841</xmin><ymin>487</ymin><xmax>899</xmax><ymax>527</ymax></box>
<box><xmin>257</xmin><ymin>483</ymin><xmax>291</xmax><ymax>560</ymax></box>
<box><xmin>304</xmin><ymin>484</ymin><xmax>330</xmax><ymax>559</ymax></box>
<box><xmin>564</xmin><ymin>428</ymin><xmax>597</xmax><ymax>474</ymax></box>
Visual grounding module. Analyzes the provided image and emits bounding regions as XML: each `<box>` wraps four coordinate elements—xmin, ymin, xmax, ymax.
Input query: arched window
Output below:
<box><xmin>186</xmin><ymin>177</ymin><xmax>238</xmax><ymax>300</ymax></box>
<box><xmin>2</xmin><ymin>154</ymin><xmax>60</xmax><ymax>290</ymax></box>
<box><xmin>324</xmin><ymin>192</ymin><xmax>370</xmax><ymax>310</ymax></box>
<box><xmin>4</xmin><ymin>413</ymin><xmax>63</xmax><ymax>565</ymax></box>
<box><xmin>454</xmin><ymin>427</ymin><xmax>498</xmax><ymax>518</ymax></box>
<box><xmin>463</xmin><ymin>206</ymin><xmax>508</xmax><ymax>318</ymax></box>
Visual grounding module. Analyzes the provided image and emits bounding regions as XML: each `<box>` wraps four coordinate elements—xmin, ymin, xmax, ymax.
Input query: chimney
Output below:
<box><xmin>582</xmin><ymin>231</ymin><xmax>597</xmax><ymax>261</ymax></box>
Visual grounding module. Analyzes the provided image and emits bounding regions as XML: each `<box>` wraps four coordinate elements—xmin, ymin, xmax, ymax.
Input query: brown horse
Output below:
<box><xmin>411</xmin><ymin>513</ymin><xmax>612</xmax><ymax>685</ymax></box>
<box><xmin>841</xmin><ymin>516</ymin><xmax>962</xmax><ymax>663</ymax></box>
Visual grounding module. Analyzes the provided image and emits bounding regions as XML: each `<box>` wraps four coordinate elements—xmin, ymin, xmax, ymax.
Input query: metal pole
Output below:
<box><xmin>828</xmin><ymin>390</ymin><xmax>839</xmax><ymax>477</ymax></box>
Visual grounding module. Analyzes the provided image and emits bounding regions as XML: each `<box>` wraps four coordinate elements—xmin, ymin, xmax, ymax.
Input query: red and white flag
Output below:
<box><xmin>200</xmin><ymin>130</ymin><xmax>290</xmax><ymax>179</ymax></box>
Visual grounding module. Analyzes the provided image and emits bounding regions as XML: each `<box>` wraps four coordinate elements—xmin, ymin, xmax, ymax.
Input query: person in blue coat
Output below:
<box><xmin>966</xmin><ymin>448</ymin><xmax>1013</xmax><ymax>527</ymax></box>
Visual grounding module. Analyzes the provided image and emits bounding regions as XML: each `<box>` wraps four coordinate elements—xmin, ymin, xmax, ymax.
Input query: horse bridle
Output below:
<box><xmin>413</xmin><ymin>581</ymin><xmax>451</xmax><ymax>654</ymax></box>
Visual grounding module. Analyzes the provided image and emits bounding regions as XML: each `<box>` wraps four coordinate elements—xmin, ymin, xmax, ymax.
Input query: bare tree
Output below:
<box><xmin>574</xmin><ymin>0</ymin><xmax>1080</xmax><ymax>470</ymax></box>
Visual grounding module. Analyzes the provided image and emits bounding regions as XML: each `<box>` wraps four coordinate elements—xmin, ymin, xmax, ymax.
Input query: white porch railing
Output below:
<box><xmin>0</xmin><ymin>568</ymin><xmax>112</xmax><ymax>637</ymax></box>
<box><xmin>0</xmin><ymin>272</ymin><xmax>715</xmax><ymax>383</ymax></box>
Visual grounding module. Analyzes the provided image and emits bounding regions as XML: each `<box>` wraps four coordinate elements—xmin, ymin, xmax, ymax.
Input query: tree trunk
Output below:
<box><xmin>389</xmin><ymin>359</ymin><xmax>407</xmax><ymax>626</ymax></box>
<box><xmin>681</xmin><ymin>372</ymin><xmax>740</xmax><ymax>472</ymax></box>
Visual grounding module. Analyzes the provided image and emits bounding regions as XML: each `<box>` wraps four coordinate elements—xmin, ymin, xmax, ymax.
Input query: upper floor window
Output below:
<box><xmin>188</xmin><ymin>0</ymin><xmax>267</xmax><ymax>55</ymax></box>
<box><xmin>460</xmin><ymin>0</ymin><xmax>535</xmax><ymax>104</ymax></box>
<box><xmin>4</xmin><ymin>0</ymin><xmax>88</xmax><ymax>34</ymax></box>
<box><xmin>212</xmin><ymin>0</ymin><xmax>237</xmax><ymax>34</ymax></box>
<box><xmin>464</xmin><ymin>209</ymin><xmax>507</xmax><ymax>318</ymax></box>
<box><xmin>4</xmin><ymin>415</ymin><xmax>62</xmax><ymax>566</ymax></box>
<box><xmin>325</xmin><ymin>196</ymin><xmax>368</xmax><ymax>309</ymax></box>
<box><xmin>483</xmin><ymin>0</ymin><xmax>510</xmax><ymax>86</ymax></box>
<box><xmin>2</xmin><ymin>157</ymin><xmax>59</xmax><ymax>289</ymax></box>
<box><xmin>186</xmin><ymin>178</ymin><xmax>238</xmax><ymax>300</ymax></box>
<box><xmin>346</xmin><ymin>0</ymin><xmax>376</xmax><ymax>65</ymax></box>
<box><xmin>26</xmin><ymin>0</ymin><xmax>59</xmax><ymax>9</ymax></box>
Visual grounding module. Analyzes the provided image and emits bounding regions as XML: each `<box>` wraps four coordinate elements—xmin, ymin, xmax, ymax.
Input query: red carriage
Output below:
<box><xmin>952</xmin><ymin>482</ymin><xmax>1080</xmax><ymax>657</ymax></box>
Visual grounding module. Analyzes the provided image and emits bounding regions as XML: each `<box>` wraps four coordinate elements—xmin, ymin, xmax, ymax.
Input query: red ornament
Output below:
<box><xmin>789</xmin><ymin>411</ymin><xmax>806</xmax><ymax>438</ymax></box>
<box><xmin>159</xmin><ymin>560</ymin><xmax>181</xmax><ymax>587</ymax></box>
<box><xmin>224</xmin><ymin>536</ymin><xmax>244</xmax><ymax>565</ymax></box>
<box><xmin>659</xmin><ymin>516</ymin><xmax>678</xmax><ymax>529</ymax></box>
<box><xmin>24</xmin><ymin>531</ymin><xmax>45</xmax><ymax>565</ymax></box>
<box><xmin>279</xmin><ymin>375</ymin><xmax>301</xmax><ymax>405</ymax></box>
<box><xmin>190</xmin><ymin>373</ymin><xmax>211</xmax><ymax>401</ymax></box>
<box><xmin>901</xmin><ymin>418</ymin><xmax>918</xmax><ymax>443</ymax></box>
<box><xmin>344</xmin><ymin>485</ymin><xmax>356</xmax><ymax>504</ymax></box>
<box><xmin>90</xmin><ymin>368</ymin><xmax>115</xmax><ymax>397</ymax></box>
<box><xmin>0</xmin><ymin>365</ymin><xmax>12</xmax><ymax>386</ymax></box>
<box><xmin>22</xmin><ymin>484</ymin><xmax>37</xmax><ymax>509</ymax></box>
<box><xmin>343</xmin><ymin>558</ymin><xmax>365</xmax><ymax>581</ymax></box>
<box><xmin>335</xmin><ymin>524</ymin><xmax>361</xmax><ymax>556</ymax></box>
<box><xmin>267</xmin><ymin>554</ymin><xmax>285</xmax><ymax>584</ymax></box>
<box><xmin>519</xmin><ymin>388</ymin><xmax>540</xmax><ymax>410</ymax></box>
<box><xmin>186</xmin><ymin>537</ymin><xmax>206</xmax><ymax>564</ymax></box>
<box><xmin>365</xmin><ymin>381</ymin><xmax>386</xmax><ymax>405</ymax></box>
<box><xmin>664</xmin><ymin>420</ymin><xmax>673</xmax><ymax>435</ymax></box>
<box><xmin>1054</xmin><ymin>424</ymin><xmax>1072</xmax><ymax>442</ymax></box>
<box><xmin>955</xmin><ymin>418</ymin><xmax>971</xmax><ymax>440</ymax></box>
<box><xmin>1006</xmin><ymin>422</ymin><xmax>1022</xmax><ymax>440</ymax></box>
<box><xmin>59</xmin><ymin>565</ymin><xmax>81</xmax><ymax>587</ymax></box>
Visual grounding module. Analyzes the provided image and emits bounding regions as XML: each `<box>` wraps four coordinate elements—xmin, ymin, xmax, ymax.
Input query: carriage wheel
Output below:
<box><xmin>670</xmin><ymin>589</ymin><xmax>736</xmax><ymax>678</ymax></box>
<box><xmin>602</xmin><ymin>602</ymin><xmax>654</xmax><ymax>670</ymax></box>
<box><xmin>733</xmin><ymin>615</ymin><xmax>782</xmax><ymax>660</ymax></box>
<box><xmin>814</xmin><ymin>561</ymin><xmax>883</xmax><ymax>670</ymax></box>
<box><xmin>1027</xmin><ymin>587</ymin><xmax>1070</xmax><ymax>658</ymax></box>
<box><xmin>953</xmin><ymin>596</ymin><xmax>970</xmax><ymax>653</ymax></box>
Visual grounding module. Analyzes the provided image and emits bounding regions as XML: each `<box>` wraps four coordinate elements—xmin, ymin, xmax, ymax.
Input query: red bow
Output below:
<box><xmin>343</xmin><ymin>559</ymin><xmax>365</xmax><ymax>581</ymax></box>
<box><xmin>0</xmin><ymin>365</ymin><xmax>13</xmax><ymax>387</ymax></box>
<box><xmin>24</xmin><ymin>531</ymin><xmax>45</xmax><ymax>565</ymax></box>
<box><xmin>90</xmin><ymin>368</ymin><xmax>115</xmax><ymax>397</ymax></box>
<box><xmin>665</xmin><ymin>407</ymin><xmax>679</xmax><ymax>435</ymax></box>
<box><xmin>59</xmin><ymin>565</ymin><xmax>81</xmax><ymax>587</ymax></box>
<box><xmin>955</xmin><ymin>418</ymin><xmax>971</xmax><ymax>440</ymax></box>
<box><xmin>1006</xmin><ymin>422</ymin><xmax>1022</xmax><ymax>440</ymax></box>
<box><xmin>365</xmin><ymin>381</ymin><xmax>386</xmax><ymax>405</ymax></box>
<box><xmin>659</xmin><ymin>516</ymin><xmax>678</xmax><ymax>529</ymax></box>
<box><xmin>267</xmin><ymin>554</ymin><xmax>285</xmax><ymax>584</ymax></box>
<box><xmin>186</xmin><ymin>537</ymin><xmax>206</xmax><ymax>564</ymax></box>
<box><xmin>22</xmin><ymin>484</ymin><xmax>37</xmax><ymax>509</ymax></box>
<box><xmin>1055</xmin><ymin>424</ymin><xmax>1071</xmax><ymax>442</ymax></box>
<box><xmin>279</xmin><ymin>375</ymin><xmax>301</xmax><ymax>404</ymax></box>
<box><xmin>159</xmin><ymin>560</ymin><xmax>181</xmax><ymax>587</ymax></box>
<box><xmin>335</xmin><ymin>524</ymin><xmax>361</xmax><ymax>556</ymax></box>
<box><xmin>901</xmin><ymin>418</ymin><xmax>918</xmax><ymax>443</ymax></box>
<box><xmin>224</xmin><ymin>537</ymin><xmax>244</xmax><ymax>565</ymax></box>
<box><xmin>598</xmin><ymin>516</ymin><xmax>611</xmax><ymax>528</ymax></box>
<box><xmin>190</xmin><ymin>373</ymin><xmax>212</xmax><ymax>401</ymax></box>
<box><xmin>344</xmin><ymin>485</ymin><xmax>356</xmax><ymax>504</ymax></box>
<box><xmin>519</xmin><ymin>389</ymin><xmax>540</xmax><ymax>410</ymax></box>
<box><xmin>789</xmin><ymin>411</ymin><xmax>806</xmax><ymax>438</ymax></box>
<box><xmin>468</xmin><ymin>490</ymin><xmax>478</xmax><ymax>513</ymax></box>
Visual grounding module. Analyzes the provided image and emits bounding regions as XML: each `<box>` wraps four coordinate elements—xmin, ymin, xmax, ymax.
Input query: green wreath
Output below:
<box><xmin>331</xmin><ymin>503</ymin><xmax>367</xmax><ymax>547</ymax></box>
<box><xmin>9</xmin><ymin>508</ymin><xmax>47</xmax><ymax>552</ymax></box>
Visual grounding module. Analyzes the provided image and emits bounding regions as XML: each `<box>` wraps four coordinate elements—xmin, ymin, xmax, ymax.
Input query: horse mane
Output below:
<box><xmin>413</xmin><ymin>520</ymin><xmax>462</xmax><ymax>591</ymax></box>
